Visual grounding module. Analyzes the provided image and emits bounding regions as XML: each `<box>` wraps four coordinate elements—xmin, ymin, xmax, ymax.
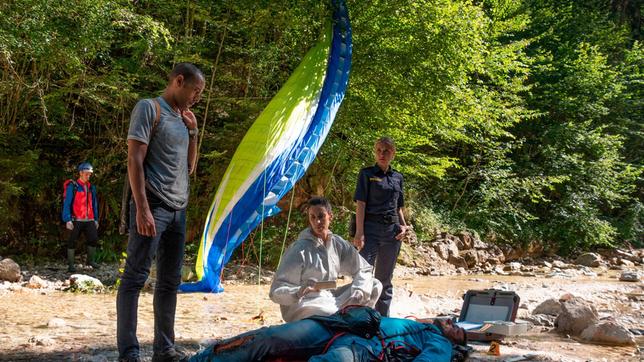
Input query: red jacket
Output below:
<box><xmin>62</xmin><ymin>179</ymin><xmax>98</xmax><ymax>222</ymax></box>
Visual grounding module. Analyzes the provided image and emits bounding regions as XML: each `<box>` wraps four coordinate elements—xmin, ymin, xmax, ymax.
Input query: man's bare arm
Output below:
<box><xmin>128</xmin><ymin>139</ymin><xmax>156</xmax><ymax>236</ymax></box>
<box><xmin>188</xmin><ymin>136</ymin><xmax>198</xmax><ymax>175</ymax></box>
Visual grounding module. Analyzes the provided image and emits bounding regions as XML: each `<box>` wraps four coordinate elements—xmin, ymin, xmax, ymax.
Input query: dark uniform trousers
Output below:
<box><xmin>359</xmin><ymin>219</ymin><xmax>401</xmax><ymax>317</ymax></box>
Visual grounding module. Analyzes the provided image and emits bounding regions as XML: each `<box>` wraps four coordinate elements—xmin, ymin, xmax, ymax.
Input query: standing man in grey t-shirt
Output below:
<box><xmin>117</xmin><ymin>63</ymin><xmax>204</xmax><ymax>362</ymax></box>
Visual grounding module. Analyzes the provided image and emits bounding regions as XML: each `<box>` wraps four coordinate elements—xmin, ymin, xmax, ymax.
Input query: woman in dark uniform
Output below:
<box><xmin>352</xmin><ymin>137</ymin><xmax>409</xmax><ymax>316</ymax></box>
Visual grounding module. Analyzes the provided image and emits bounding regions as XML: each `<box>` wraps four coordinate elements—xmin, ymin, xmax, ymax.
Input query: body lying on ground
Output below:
<box><xmin>189</xmin><ymin>306</ymin><xmax>470</xmax><ymax>362</ymax></box>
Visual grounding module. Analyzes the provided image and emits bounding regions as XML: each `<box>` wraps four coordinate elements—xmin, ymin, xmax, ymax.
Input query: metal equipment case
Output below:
<box><xmin>457</xmin><ymin>289</ymin><xmax>521</xmax><ymax>341</ymax></box>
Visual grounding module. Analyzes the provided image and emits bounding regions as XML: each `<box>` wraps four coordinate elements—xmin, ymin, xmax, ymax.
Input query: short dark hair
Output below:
<box><xmin>169</xmin><ymin>62</ymin><xmax>204</xmax><ymax>84</ymax></box>
<box><xmin>432</xmin><ymin>319</ymin><xmax>468</xmax><ymax>346</ymax></box>
<box><xmin>307</xmin><ymin>196</ymin><xmax>332</xmax><ymax>213</ymax></box>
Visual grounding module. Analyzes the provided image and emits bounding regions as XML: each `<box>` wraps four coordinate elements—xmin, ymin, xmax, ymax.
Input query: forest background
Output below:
<box><xmin>0</xmin><ymin>0</ymin><xmax>641</xmax><ymax>267</ymax></box>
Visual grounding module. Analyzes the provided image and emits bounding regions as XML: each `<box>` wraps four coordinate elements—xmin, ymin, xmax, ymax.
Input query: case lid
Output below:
<box><xmin>458</xmin><ymin>289</ymin><xmax>520</xmax><ymax>324</ymax></box>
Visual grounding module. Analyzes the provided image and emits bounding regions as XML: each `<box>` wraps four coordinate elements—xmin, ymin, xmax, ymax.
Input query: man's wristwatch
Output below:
<box><xmin>188</xmin><ymin>128</ymin><xmax>199</xmax><ymax>138</ymax></box>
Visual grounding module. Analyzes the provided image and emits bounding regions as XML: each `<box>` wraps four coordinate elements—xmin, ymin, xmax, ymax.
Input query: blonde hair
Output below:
<box><xmin>374</xmin><ymin>137</ymin><xmax>396</xmax><ymax>151</ymax></box>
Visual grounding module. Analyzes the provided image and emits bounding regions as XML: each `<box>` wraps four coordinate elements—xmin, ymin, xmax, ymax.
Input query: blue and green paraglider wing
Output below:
<box><xmin>180</xmin><ymin>0</ymin><xmax>352</xmax><ymax>293</ymax></box>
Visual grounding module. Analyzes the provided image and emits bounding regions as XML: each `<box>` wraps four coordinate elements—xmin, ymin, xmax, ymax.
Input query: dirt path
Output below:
<box><xmin>0</xmin><ymin>267</ymin><xmax>642</xmax><ymax>361</ymax></box>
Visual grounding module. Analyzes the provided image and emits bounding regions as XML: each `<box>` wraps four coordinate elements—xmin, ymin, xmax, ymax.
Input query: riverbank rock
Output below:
<box><xmin>402</xmin><ymin>228</ymin><xmax>418</xmax><ymax>245</ymax></box>
<box><xmin>619</xmin><ymin>271</ymin><xmax>640</xmax><ymax>282</ymax></box>
<box><xmin>524</xmin><ymin>314</ymin><xmax>556</xmax><ymax>327</ymax></box>
<box><xmin>0</xmin><ymin>258</ymin><xmax>22</xmax><ymax>282</ymax></box>
<box><xmin>398</xmin><ymin>243</ymin><xmax>450</xmax><ymax>272</ymax></box>
<box><xmin>575</xmin><ymin>253</ymin><xmax>602</xmax><ymax>267</ymax></box>
<box><xmin>555</xmin><ymin>297</ymin><xmax>598</xmax><ymax>335</ymax></box>
<box><xmin>26</xmin><ymin>275</ymin><xmax>48</xmax><ymax>289</ymax></box>
<box><xmin>460</xmin><ymin>250</ymin><xmax>479</xmax><ymax>268</ymax></box>
<box><xmin>455</xmin><ymin>231</ymin><xmax>475</xmax><ymax>250</ymax></box>
<box><xmin>532</xmin><ymin>298</ymin><xmax>562</xmax><ymax>316</ymax></box>
<box><xmin>499</xmin><ymin>244</ymin><xmax>528</xmax><ymax>262</ymax></box>
<box><xmin>504</xmin><ymin>262</ymin><xmax>522</xmax><ymax>272</ymax></box>
<box><xmin>598</xmin><ymin>248</ymin><xmax>643</xmax><ymax>265</ymax></box>
<box><xmin>47</xmin><ymin>318</ymin><xmax>66</xmax><ymax>328</ymax></box>
<box><xmin>69</xmin><ymin>274</ymin><xmax>104</xmax><ymax>292</ymax></box>
<box><xmin>432</xmin><ymin>238</ymin><xmax>459</xmax><ymax>261</ymax></box>
<box><xmin>426</xmin><ymin>231</ymin><xmax>512</xmax><ymax>270</ymax></box>
<box><xmin>580</xmin><ymin>320</ymin><xmax>636</xmax><ymax>346</ymax></box>
<box><xmin>448</xmin><ymin>255</ymin><xmax>468</xmax><ymax>269</ymax></box>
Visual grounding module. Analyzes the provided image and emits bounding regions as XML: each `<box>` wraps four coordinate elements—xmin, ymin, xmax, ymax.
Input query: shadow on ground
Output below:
<box><xmin>0</xmin><ymin>341</ymin><xmax>203</xmax><ymax>362</ymax></box>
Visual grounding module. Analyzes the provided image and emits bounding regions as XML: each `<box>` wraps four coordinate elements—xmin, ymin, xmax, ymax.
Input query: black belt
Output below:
<box><xmin>365</xmin><ymin>213</ymin><xmax>399</xmax><ymax>224</ymax></box>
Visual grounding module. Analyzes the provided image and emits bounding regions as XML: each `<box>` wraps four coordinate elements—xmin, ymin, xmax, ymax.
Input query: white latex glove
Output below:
<box><xmin>94</xmin><ymin>221</ymin><xmax>99</xmax><ymax>229</ymax></box>
<box><xmin>66</xmin><ymin>221</ymin><xmax>74</xmax><ymax>231</ymax></box>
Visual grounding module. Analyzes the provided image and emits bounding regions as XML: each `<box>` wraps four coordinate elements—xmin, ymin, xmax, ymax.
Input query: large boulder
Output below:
<box><xmin>456</xmin><ymin>231</ymin><xmax>474</xmax><ymax>250</ymax></box>
<box><xmin>432</xmin><ymin>239</ymin><xmax>459</xmax><ymax>260</ymax></box>
<box><xmin>500</xmin><ymin>245</ymin><xmax>525</xmax><ymax>262</ymax></box>
<box><xmin>580</xmin><ymin>321</ymin><xmax>636</xmax><ymax>346</ymax></box>
<box><xmin>448</xmin><ymin>255</ymin><xmax>468</xmax><ymax>269</ymax></box>
<box><xmin>555</xmin><ymin>298</ymin><xmax>598</xmax><ymax>335</ymax></box>
<box><xmin>398</xmin><ymin>242</ymin><xmax>419</xmax><ymax>267</ymax></box>
<box><xmin>533</xmin><ymin>298</ymin><xmax>562</xmax><ymax>316</ymax></box>
<box><xmin>575</xmin><ymin>253</ymin><xmax>602</xmax><ymax>267</ymax></box>
<box><xmin>398</xmin><ymin>243</ymin><xmax>448</xmax><ymax>272</ymax></box>
<box><xmin>487</xmin><ymin>245</ymin><xmax>505</xmax><ymax>263</ymax></box>
<box><xmin>460</xmin><ymin>250</ymin><xmax>479</xmax><ymax>268</ymax></box>
<box><xmin>0</xmin><ymin>258</ymin><xmax>21</xmax><ymax>282</ymax></box>
<box><xmin>476</xmin><ymin>249</ymin><xmax>501</xmax><ymax>265</ymax></box>
<box><xmin>472</xmin><ymin>237</ymin><xmax>488</xmax><ymax>249</ymax></box>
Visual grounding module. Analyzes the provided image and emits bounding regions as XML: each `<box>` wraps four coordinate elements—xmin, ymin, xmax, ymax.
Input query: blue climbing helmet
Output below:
<box><xmin>78</xmin><ymin>162</ymin><xmax>94</xmax><ymax>173</ymax></box>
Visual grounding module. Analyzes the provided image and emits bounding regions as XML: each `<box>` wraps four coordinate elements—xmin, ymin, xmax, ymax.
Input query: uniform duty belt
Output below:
<box><xmin>366</xmin><ymin>213</ymin><xmax>399</xmax><ymax>224</ymax></box>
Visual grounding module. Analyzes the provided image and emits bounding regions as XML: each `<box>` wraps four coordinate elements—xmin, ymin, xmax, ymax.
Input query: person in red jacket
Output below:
<box><xmin>62</xmin><ymin>162</ymin><xmax>100</xmax><ymax>272</ymax></box>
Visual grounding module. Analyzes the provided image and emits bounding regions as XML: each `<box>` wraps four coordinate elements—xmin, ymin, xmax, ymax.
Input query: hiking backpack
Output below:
<box><xmin>63</xmin><ymin>179</ymin><xmax>78</xmax><ymax>203</ymax></box>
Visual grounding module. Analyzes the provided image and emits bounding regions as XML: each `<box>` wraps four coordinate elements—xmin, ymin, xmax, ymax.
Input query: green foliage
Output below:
<box><xmin>406</xmin><ymin>197</ymin><xmax>448</xmax><ymax>241</ymax></box>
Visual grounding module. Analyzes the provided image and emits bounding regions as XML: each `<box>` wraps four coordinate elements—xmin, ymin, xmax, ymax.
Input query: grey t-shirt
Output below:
<box><xmin>128</xmin><ymin>97</ymin><xmax>190</xmax><ymax>210</ymax></box>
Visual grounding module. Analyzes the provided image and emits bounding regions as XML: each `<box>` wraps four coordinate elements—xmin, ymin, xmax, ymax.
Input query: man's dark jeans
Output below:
<box><xmin>117</xmin><ymin>195</ymin><xmax>186</xmax><ymax>359</ymax></box>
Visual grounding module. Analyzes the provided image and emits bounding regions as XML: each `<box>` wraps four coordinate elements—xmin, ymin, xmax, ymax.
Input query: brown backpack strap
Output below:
<box><xmin>151</xmin><ymin>98</ymin><xmax>161</xmax><ymax>137</ymax></box>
